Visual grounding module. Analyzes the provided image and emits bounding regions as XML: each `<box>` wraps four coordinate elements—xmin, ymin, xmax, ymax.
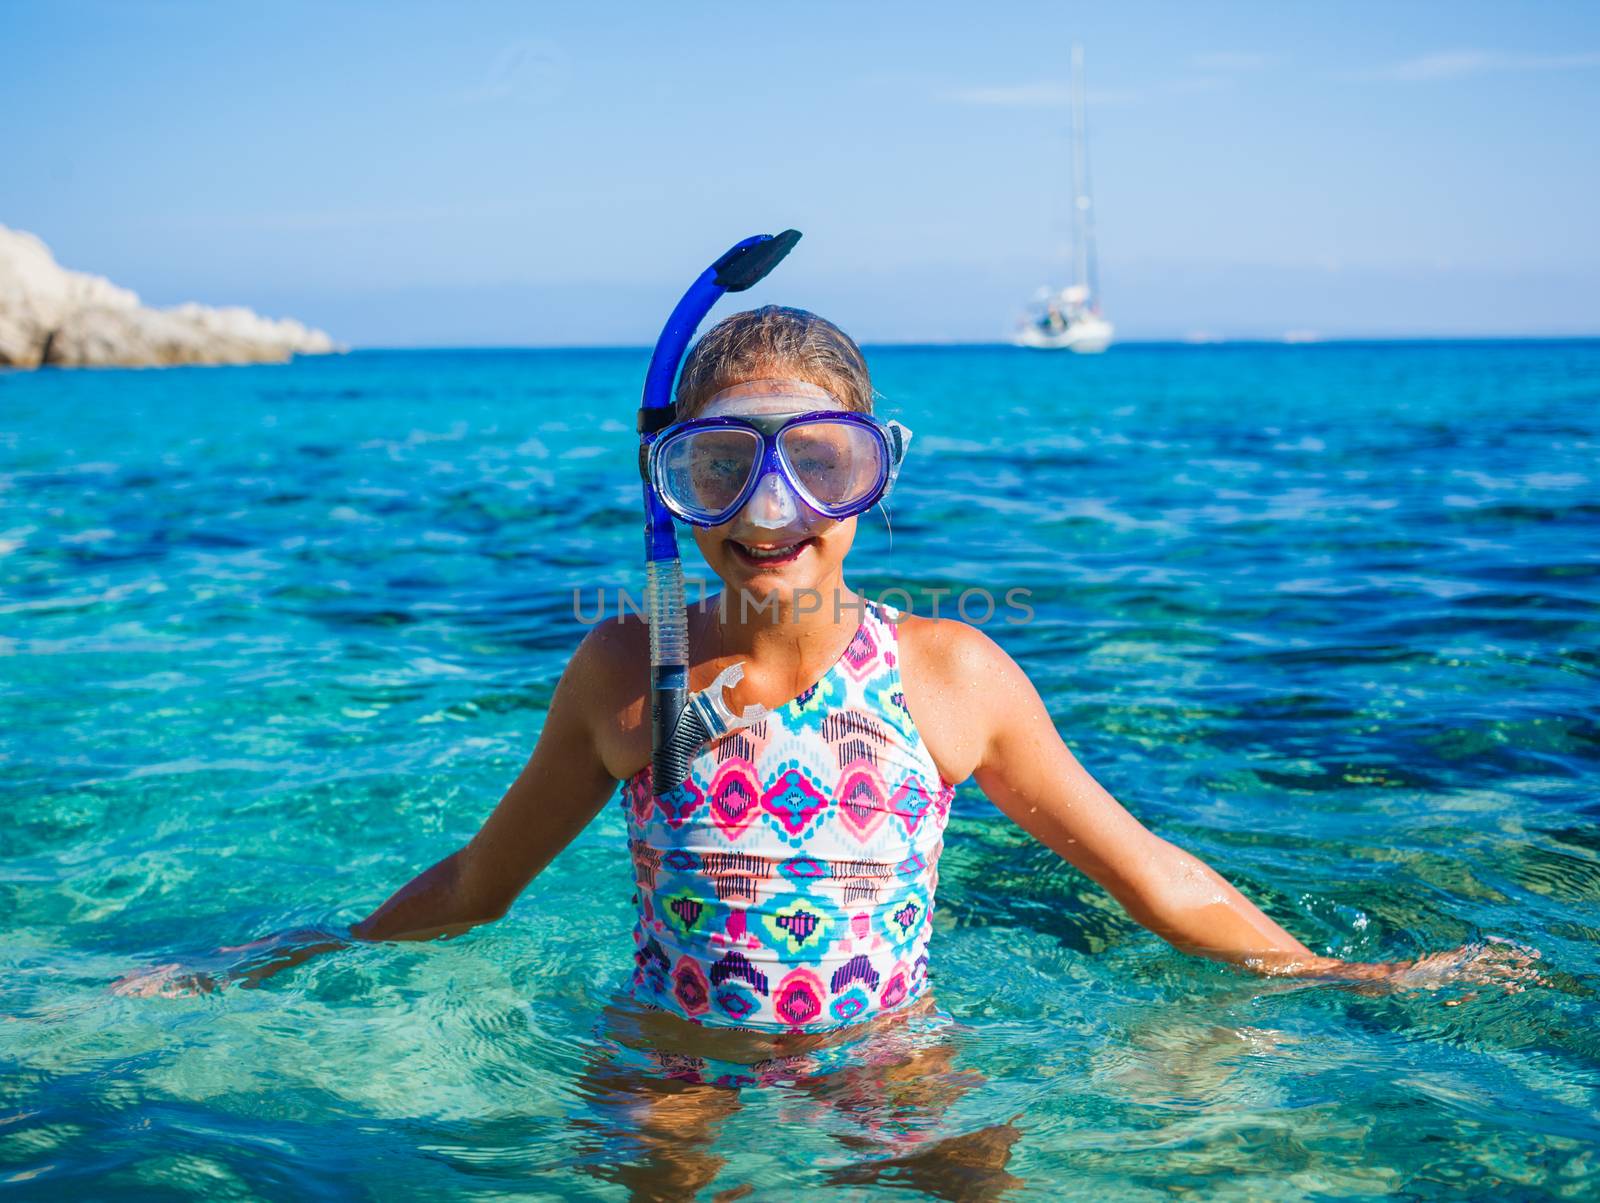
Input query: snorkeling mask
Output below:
<box><xmin>648</xmin><ymin>406</ymin><xmax>912</xmax><ymax>531</ymax></box>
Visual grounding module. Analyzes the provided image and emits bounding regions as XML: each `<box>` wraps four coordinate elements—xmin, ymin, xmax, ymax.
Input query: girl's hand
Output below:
<box><xmin>110</xmin><ymin>958</ymin><xmax>224</xmax><ymax>998</ymax></box>
<box><xmin>1296</xmin><ymin>937</ymin><xmax>1547</xmax><ymax>995</ymax></box>
<box><xmin>110</xmin><ymin>927</ymin><xmax>351</xmax><ymax>998</ymax></box>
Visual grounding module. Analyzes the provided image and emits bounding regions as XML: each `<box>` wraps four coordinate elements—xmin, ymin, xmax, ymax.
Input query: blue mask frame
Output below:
<box><xmin>648</xmin><ymin>409</ymin><xmax>912</xmax><ymax>528</ymax></box>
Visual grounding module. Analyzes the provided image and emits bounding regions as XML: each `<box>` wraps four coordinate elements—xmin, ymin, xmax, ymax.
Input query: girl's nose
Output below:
<box><xmin>742</xmin><ymin>470</ymin><xmax>802</xmax><ymax>530</ymax></box>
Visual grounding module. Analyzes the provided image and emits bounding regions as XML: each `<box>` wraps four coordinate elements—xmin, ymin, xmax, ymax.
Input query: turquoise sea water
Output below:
<box><xmin>2</xmin><ymin>342</ymin><xmax>1597</xmax><ymax>1200</ymax></box>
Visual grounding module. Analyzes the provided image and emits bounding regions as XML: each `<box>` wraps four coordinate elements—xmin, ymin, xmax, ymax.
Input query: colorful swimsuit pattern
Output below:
<box><xmin>620</xmin><ymin>600</ymin><xmax>955</xmax><ymax>1034</ymax></box>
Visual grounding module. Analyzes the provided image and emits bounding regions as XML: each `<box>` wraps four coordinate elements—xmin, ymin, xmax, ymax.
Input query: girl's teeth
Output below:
<box><xmin>743</xmin><ymin>542</ymin><xmax>800</xmax><ymax>560</ymax></box>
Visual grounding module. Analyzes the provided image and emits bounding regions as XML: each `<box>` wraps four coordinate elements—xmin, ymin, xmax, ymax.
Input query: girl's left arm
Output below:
<box><xmin>921</xmin><ymin>621</ymin><xmax>1540</xmax><ymax>988</ymax></box>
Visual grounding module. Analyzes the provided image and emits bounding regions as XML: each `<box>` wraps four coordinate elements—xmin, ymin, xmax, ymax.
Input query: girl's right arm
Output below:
<box><xmin>111</xmin><ymin>629</ymin><xmax>623</xmax><ymax>997</ymax></box>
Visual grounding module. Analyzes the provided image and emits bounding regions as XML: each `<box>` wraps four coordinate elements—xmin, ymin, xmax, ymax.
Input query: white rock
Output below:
<box><xmin>0</xmin><ymin>223</ymin><xmax>339</xmax><ymax>368</ymax></box>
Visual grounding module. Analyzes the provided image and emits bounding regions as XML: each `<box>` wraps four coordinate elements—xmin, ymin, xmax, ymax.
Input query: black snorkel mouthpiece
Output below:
<box><xmin>639</xmin><ymin>230</ymin><xmax>801</xmax><ymax>798</ymax></box>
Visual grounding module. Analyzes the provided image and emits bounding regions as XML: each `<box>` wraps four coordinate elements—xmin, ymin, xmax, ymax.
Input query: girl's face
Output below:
<box><xmin>686</xmin><ymin>379</ymin><xmax>858</xmax><ymax>599</ymax></box>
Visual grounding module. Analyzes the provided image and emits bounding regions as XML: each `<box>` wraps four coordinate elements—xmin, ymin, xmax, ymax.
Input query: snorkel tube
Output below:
<box><xmin>638</xmin><ymin>229</ymin><xmax>802</xmax><ymax>797</ymax></box>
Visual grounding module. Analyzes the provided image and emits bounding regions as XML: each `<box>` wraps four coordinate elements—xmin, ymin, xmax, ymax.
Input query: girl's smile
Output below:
<box><xmin>727</xmin><ymin>535</ymin><xmax>816</xmax><ymax>567</ymax></box>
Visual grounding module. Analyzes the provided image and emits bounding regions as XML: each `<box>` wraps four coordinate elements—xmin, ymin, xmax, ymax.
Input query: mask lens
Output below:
<box><xmin>658</xmin><ymin>427</ymin><xmax>761</xmax><ymax>519</ymax></box>
<box><xmin>779</xmin><ymin>420</ymin><xmax>885</xmax><ymax>511</ymax></box>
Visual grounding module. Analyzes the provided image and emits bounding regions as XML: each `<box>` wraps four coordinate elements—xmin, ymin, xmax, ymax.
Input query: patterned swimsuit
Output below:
<box><xmin>620</xmin><ymin>599</ymin><xmax>955</xmax><ymax>1034</ymax></box>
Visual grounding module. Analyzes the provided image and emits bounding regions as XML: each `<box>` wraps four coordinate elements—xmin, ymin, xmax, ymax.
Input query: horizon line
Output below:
<box><xmin>332</xmin><ymin>333</ymin><xmax>1600</xmax><ymax>353</ymax></box>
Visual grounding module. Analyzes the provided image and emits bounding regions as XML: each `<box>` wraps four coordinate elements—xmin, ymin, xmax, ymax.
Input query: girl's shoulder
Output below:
<box><xmin>571</xmin><ymin>598</ymin><xmax>722</xmax><ymax>691</ymax></box>
<box><xmin>888</xmin><ymin>609</ymin><xmax>1013</xmax><ymax>678</ymax></box>
<box><xmin>572</xmin><ymin>611</ymin><xmax>650</xmax><ymax>693</ymax></box>
<box><xmin>891</xmin><ymin>611</ymin><xmax>1026</xmax><ymax>786</ymax></box>
<box><xmin>566</xmin><ymin>600</ymin><xmax>752</xmax><ymax>781</ymax></box>
<box><xmin>565</xmin><ymin>613</ymin><xmax>653</xmax><ymax>780</ymax></box>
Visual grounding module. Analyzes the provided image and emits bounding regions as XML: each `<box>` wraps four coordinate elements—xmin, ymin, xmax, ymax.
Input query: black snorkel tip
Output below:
<box><xmin>713</xmin><ymin>229</ymin><xmax>802</xmax><ymax>292</ymax></box>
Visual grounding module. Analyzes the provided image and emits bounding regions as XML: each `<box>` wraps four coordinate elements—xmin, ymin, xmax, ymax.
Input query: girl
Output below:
<box><xmin>113</xmin><ymin>303</ymin><xmax>1539</xmax><ymax>1187</ymax></box>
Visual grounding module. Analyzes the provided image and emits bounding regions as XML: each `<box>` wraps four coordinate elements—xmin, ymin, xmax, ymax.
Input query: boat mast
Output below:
<box><xmin>1070</xmin><ymin>42</ymin><xmax>1099</xmax><ymax>306</ymax></box>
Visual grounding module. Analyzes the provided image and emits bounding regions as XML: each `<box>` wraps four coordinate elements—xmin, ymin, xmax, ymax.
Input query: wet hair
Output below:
<box><xmin>674</xmin><ymin>305</ymin><xmax>874</xmax><ymax>419</ymax></box>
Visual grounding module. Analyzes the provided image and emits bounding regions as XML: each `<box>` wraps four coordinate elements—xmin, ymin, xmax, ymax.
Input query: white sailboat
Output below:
<box><xmin>1013</xmin><ymin>43</ymin><xmax>1114</xmax><ymax>353</ymax></box>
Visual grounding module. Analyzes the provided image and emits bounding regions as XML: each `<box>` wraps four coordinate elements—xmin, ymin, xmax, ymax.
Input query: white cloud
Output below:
<box><xmin>948</xmin><ymin>82</ymin><xmax>1144</xmax><ymax>107</ymax></box>
<box><xmin>463</xmin><ymin>39</ymin><xmax>569</xmax><ymax>104</ymax></box>
<box><xmin>949</xmin><ymin>82</ymin><xmax>1073</xmax><ymax>106</ymax></box>
<box><xmin>158</xmin><ymin>207</ymin><xmax>523</xmax><ymax>233</ymax></box>
<box><xmin>1375</xmin><ymin>49</ymin><xmax>1600</xmax><ymax>81</ymax></box>
<box><xmin>955</xmin><ymin>79</ymin><xmax>1198</xmax><ymax>108</ymax></box>
<box><xmin>1191</xmin><ymin>52</ymin><xmax>1274</xmax><ymax>71</ymax></box>
<box><xmin>1169</xmin><ymin>76</ymin><xmax>1228</xmax><ymax>95</ymax></box>
<box><xmin>949</xmin><ymin>54</ymin><xmax>1260</xmax><ymax>109</ymax></box>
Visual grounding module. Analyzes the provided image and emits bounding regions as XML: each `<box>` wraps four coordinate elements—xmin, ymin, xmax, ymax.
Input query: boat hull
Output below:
<box><xmin>1011</xmin><ymin>317</ymin><xmax>1115</xmax><ymax>353</ymax></box>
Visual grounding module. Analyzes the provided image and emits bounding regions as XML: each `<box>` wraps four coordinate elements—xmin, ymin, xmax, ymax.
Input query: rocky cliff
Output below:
<box><xmin>0</xmin><ymin>224</ymin><xmax>338</xmax><ymax>368</ymax></box>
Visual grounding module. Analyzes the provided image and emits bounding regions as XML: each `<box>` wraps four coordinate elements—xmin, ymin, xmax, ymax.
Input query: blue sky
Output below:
<box><xmin>3</xmin><ymin>1</ymin><xmax>1597</xmax><ymax>345</ymax></box>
